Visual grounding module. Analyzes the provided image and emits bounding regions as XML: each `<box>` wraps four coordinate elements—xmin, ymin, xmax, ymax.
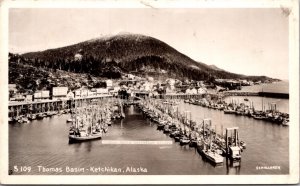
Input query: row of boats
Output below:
<box><xmin>138</xmin><ymin>99</ymin><xmax>245</xmax><ymax>165</ymax></box>
<box><xmin>184</xmin><ymin>98</ymin><xmax>289</xmax><ymax>126</ymax></box>
<box><xmin>68</xmin><ymin>99</ymin><xmax>124</xmax><ymax>143</ymax></box>
<box><xmin>9</xmin><ymin>110</ymin><xmax>69</xmax><ymax>124</ymax></box>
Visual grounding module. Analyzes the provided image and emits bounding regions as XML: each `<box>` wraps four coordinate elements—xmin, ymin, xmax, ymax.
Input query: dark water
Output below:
<box><xmin>9</xmin><ymin>102</ymin><xmax>289</xmax><ymax>175</ymax></box>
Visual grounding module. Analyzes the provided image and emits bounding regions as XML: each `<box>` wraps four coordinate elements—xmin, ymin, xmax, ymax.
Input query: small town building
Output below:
<box><xmin>106</xmin><ymin>80</ymin><xmax>113</xmax><ymax>88</ymax></box>
<box><xmin>88</xmin><ymin>90</ymin><xmax>96</xmax><ymax>97</ymax></box>
<box><xmin>74</xmin><ymin>89</ymin><xmax>81</xmax><ymax>98</ymax></box>
<box><xmin>34</xmin><ymin>92</ymin><xmax>42</xmax><ymax>101</ymax></box>
<box><xmin>11</xmin><ymin>94</ymin><xmax>25</xmax><ymax>102</ymax></box>
<box><xmin>25</xmin><ymin>95</ymin><xmax>33</xmax><ymax>102</ymax></box>
<box><xmin>52</xmin><ymin>87</ymin><xmax>68</xmax><ymax>100</ymax></box>
<box><xmin>80</xmin><ymin>89</ymin><xmax>88</xmax><ymax>98</ymax></box>
<box><xmin>96</xmin><ymin>88</ymin><xmax>109</xmax><ymax>95</ymax></box>
<box><xmin>67</xmin><ymin>91</ymin><xmax>75</xmax><ymax>99</ymax></box>
<box><xmin>41</xmin><ymin>90</ymin><xmax>50</xmax><ymax>100</ymax></box>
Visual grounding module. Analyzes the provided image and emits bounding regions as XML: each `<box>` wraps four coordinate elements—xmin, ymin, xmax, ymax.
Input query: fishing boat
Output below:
<box><xmin>197</xmin><ymin>119</ymin><xmax>224</xmax><ymax>164</ymax></box>
<box><xmin>157</xmin><ymin>121</ymin><xmax>165</xmax><ymax>130</ymax></box>
<box><xmin>224</xmin><ymin>127</ymin><xmax>242</xmax><ymax>160</ymax></box>
<box><xmin>224</xmin><ymin>108</ymin><xmax>236</xmax><ymax>114</ymax></box>
<box><xmin>228</xmin><ymin>146</ymin><xmax>242</xmax><ymax>160</ymax></box>
<box><xmin>163</xmin><ymin>125</ymin><xmax>171</xmax><ymax>133</ymax></box>
<box><xmin>252</xmin><ymin>114</ymin><xmax>267</xmax><ymax>120</ymax></box>
<box><xmin>8</xmin><ymin>117</ymin><xmax>13</xmax><ymax>123</ymax></box>
<box><xmin>240</xmin><ymin>141</ymin><xmax>246</xmax><ymax>149</ymax></box>
<box><xmin>106</xmin><ymin>120</ymin><xmax>112</xmax><ymax>126</ymax></box>
<box><xmin>37</xmin><ymin>113</ymin><xmax>46</xmax><ymax>119</ymax></box>
<box><xmin>197</xmin><ymin>139</ymin><xmax>224</xmax><ymax>164</ymax></box>
<box><xmin>189</xmin><ymin>138</ymin><xmax>197</xmax><ymax>147</ymax></box>
<box><xmin>203</xmin><ymin>149</ymin><xmax>224</xmax><ymax>164</ymax></box>
<box><xmin>69</xmin><ymin>104</ymin><xmax>104</xmax><ymax>143</ymax></box>
<box><xmin>174</xmin><ymin>133</ymin><xmax>183</xmax><ymax>142</ymax></box>
<box><xmin>66</xmin><ymin>118</ymin><xmax>75</xmax><ymax>122</ymax></box>
<box><xmin>28</xmin><ymin>114</ymin><xmax>36</xmax><ymax>120</ymax></box>
<box><xmin>69</xmin><ymin>131</ymin><xmax>102</xmax><ymax>142</ymax></box>
<box><xmin>17</xmin><ymin>116</ymin><xmax>30</xmax><ymax>123</ymax></box>
<box><xmin>282</xmin><ymin>118</ymin><xmax>289</xmax><ymax>126</ymax></box>
<box><xmin>180</xmin><ymin>136</ymin><xmax>190</xmax><ymax>145</ymax></box>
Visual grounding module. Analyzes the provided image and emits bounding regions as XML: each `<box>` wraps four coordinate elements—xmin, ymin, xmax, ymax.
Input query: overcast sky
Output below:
<box><xmin>9</xmin><ymin>8</ymin><xmax>289</xmax><ymax>80</ymax></box>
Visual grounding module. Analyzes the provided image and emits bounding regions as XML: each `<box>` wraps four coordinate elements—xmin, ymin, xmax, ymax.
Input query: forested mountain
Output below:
<box><xmin>20</xmin><ymin>33</ymin><xmax>272</xmax><ymax>81</ymax></box>
<box><xmin>9</xmin><ymin>33</ymin><xmax>273</xmax><ymax>92</ymax></box>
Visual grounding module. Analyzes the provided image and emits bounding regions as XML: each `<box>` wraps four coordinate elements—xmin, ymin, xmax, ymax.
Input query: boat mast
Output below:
<box><xmin>262</xmin><ymin>87</ymin><xmax>264</xmax><ymax>111</ymax></box>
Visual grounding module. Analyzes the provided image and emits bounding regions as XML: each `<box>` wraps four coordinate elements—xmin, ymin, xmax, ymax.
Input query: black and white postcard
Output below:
<box><xmin>0</xmin><ymin>0</ymin><xmax>299</xmax><ymax>184</ymax></box>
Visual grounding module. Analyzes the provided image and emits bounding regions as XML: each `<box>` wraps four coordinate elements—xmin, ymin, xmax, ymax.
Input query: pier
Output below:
<box><xmin>135</xmin><ymin>92</ymin><xmax>289</xmax><ymax>100</ymax></box>
<box><xmin>8</xmin><ymin>95</ymin><xmax>113</xmax><ymax>119</ymax></box>
<box><xmin>222</xmin><ymin>91</ymin><xmax>289</xmax><ymax>99</ymax></box>
<box><xmin>137</xmin><ymin>98</ymin><xmax>245</xmax><ymax>162</ymax></box>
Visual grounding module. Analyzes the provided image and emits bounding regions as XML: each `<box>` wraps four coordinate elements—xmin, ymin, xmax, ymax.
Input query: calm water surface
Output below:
<box><xmin>9</xmin><ymin>100</ymin><xmax>289</xmax><ymax>175</ymax></box>
<box><xmin>239</xmin><ymin>80</ymin><xmax>289</xmax><ymax>94</ymax></box>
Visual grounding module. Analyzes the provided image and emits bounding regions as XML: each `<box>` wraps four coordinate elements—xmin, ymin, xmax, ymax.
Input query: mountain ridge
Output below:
<box><xmin>20</xmin><ymin>33</ymin><xmax>273</xmax><ymax>82</ymax></box>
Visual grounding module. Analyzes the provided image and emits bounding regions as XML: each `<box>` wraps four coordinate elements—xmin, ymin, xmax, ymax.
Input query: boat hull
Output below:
<box><xmin>69</xmin><ymin>133</ymin><xmax>102</xmax><ymax>143</ymax></box>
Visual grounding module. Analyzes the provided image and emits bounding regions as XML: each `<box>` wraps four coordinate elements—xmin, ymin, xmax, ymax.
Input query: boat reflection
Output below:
<box><xmin>226</xmin><ymin>158</ymin><xmax>241</xmax><ymax>175</ymax></box>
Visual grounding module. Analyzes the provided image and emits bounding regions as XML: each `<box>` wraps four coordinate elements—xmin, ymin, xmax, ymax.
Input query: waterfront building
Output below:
<box><xmin>34</xmin><ymin>92</ymin><xmax>42</xmax><ymax>101</ymax></box>
<box><xmin>88</xmin><ymin>90</ymin><xmax>96</xmax><ymax>97</ymax></box>
<box><xmin>96</xmin><ymin>88</ymin><xmax>109</xmax><ymax>95</ymax></box>
<box><xmin>52</xmin><ymin>87</ymin><xmax>68</xmax><ymax>100</ymax></box>
<box><xmin>25</xmin><ymin>95</ymin><xmax>33</xmax><ymax>102</ymax></box>
<box><xmin>67</xmin><ymin>91</ymin><xmax>75</xmax><ymax>99</ymax></box>
<box><xmin>74</xmin><ymin>89</ymin><xmax>81</xmax><ymax>98</ymax></box>
<box><xmin>41</xmin><ymin>90</ymin><xmax>50</xmax><ymax>100</ymax></box>
<box><xmin>80</xmin><ymin>89</ymin><xmax>88</xmax><ymax>98</ymax></box>
<box><xmin>10</xmin><ymin>94</ymin><xmax>25</xmax><ymax>102</ymax></box>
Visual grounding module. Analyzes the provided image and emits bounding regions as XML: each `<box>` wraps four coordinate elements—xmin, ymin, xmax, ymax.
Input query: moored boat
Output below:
<box><xmin>282</xmin><ymin>118</ymin><xmax>289</xmax><ymax>126</ymax></box>
<box><xmin>180</xmin><ymin>136</ymin><xmax>190</xmax><ymax>145</ymax></box>
<box><xmin>69</xmin><ymin>132</ymin><xmax>102</xmax><ymax>142</ymax></box>
<box><xmin>203</xmin><ymin>149</ymin><xmax>224</xmax><ymax>164</ymax></box>
<box><xmin>37</xmin><ymin>113</ymin><xmax>46</xmax><ymax>119</ymax></box>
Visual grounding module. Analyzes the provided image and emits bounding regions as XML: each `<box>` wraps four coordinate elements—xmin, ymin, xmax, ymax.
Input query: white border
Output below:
<box><xmin>0</xmin><ymin>0</ymin><xmax>299</xmax><ymax>184</ymax></box>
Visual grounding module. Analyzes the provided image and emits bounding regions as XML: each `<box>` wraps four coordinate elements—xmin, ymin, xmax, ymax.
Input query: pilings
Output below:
<box><xmin>8</xmin><ymin>95</ymin><xmax>113</xmax><ymax>118</ymax></box>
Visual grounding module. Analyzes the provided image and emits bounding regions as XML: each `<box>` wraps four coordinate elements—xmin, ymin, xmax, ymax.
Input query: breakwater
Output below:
<box><xmin>157</xmin><ymin>91</ymin><xmax>289</xmax><ymax>100</ymax></box>
<box><xmin>223</xmin><ymin>91</ymin><xmax>289</xmax><ymax>99</ymax></box>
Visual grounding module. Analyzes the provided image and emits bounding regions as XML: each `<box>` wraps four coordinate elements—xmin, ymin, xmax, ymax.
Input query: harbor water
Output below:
<box><xmin>9</xmin><ymin>98</ymin><xmax>289</xmax><ymax>175</ymax></box>
<box><xmin>239</xmin><ymin>80</ymin><xmax>289</xmax><ymax>94</ymax></box>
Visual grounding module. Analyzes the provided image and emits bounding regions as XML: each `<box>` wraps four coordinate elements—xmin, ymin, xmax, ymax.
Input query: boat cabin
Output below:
<box><xmin>229</xmin><ymin>146</ymin><xmax>241</xmax><ymax>160</ymax></box>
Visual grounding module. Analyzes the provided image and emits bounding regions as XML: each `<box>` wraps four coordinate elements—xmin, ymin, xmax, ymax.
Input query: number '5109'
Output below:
<box><xmin>13</xmin><ymin>166</ymin><xmax>31</xmax><ymax>172</ymax></box>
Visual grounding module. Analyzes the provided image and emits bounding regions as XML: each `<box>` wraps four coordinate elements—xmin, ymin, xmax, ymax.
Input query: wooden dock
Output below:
<box><xmin>8</xmin><ymin>95</ymin><xmax>113</xmax><ymax>118</ymax></box>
